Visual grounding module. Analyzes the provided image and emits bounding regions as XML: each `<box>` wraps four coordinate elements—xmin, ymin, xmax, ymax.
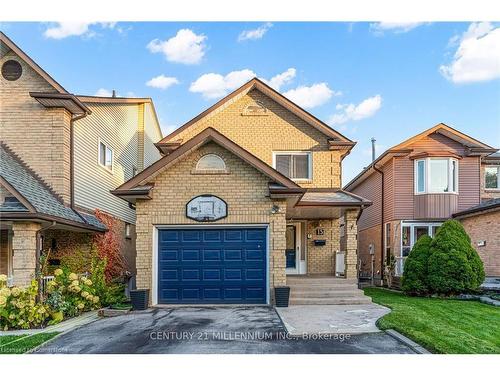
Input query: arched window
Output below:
<box><xmin>196</xmin><ymin>154</ymin><xmax>226</xmax><ymax>171</ymax></box>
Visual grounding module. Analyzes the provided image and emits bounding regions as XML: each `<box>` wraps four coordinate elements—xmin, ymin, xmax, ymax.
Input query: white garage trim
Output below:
<box><xmin>151</xmin><ymin>224</ymin><xmax>270</xmax><ymax>306</ymax></box>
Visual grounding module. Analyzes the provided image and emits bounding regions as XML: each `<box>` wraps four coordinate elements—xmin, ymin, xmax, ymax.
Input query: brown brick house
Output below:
<box><xmin>112</xmin><ymin>78</ymin><xmax>371</xmax><ymax>305</ymax></box>
<box><xmin>0</xmin><ymin>32</ymin><xmax>163</xmax><ymax>286</ymax></box>
<box><xmin>344</xmin><ymin>124</ymin><xmax>499</xmax><ymax>285</ymax></box>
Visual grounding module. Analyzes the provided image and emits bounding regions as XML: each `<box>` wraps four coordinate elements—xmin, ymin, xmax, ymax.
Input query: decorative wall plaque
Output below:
<box><xmin>186</xmin><ymin>195</ymin><xmax>227</xmax><ymax>222</ymax></box>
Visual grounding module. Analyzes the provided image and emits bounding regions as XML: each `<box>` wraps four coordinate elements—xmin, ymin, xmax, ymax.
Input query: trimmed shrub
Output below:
<box><xmin>401</xmin><ymin>234</ymin><xmax>432</xmax><ymax>295</ymax></box>
<box><xmin>427</xmin><ymin>220</ymin><xmax>485</xmax><ymax>295</ymax></box>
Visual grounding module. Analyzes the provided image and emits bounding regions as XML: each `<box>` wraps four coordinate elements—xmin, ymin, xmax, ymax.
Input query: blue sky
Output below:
<box><xmin>2</xmin><ymin>22</ymin><xmax>499</xmax><ymax>184</ymax></box>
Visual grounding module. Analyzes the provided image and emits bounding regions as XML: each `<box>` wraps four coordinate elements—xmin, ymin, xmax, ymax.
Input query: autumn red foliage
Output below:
<box><xmin>93</xmin><ymin>209</ymin><xmax>127</xmax><ymax>281</ymax></box>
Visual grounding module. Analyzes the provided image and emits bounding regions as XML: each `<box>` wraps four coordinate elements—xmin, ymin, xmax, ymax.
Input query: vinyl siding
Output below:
<box><xmin>73</xmin><ymin>103</ymin><xmax>139</xmax><ymax>223</ymax></box>
<box><xmin>458</xmin><ymin>156</ymin><xmax>480</xmax><ymax>210</ymax></box>
<box><xmin>143</xmin><ymin>103</ymin><xmax>162</xmax><ymax>168</ymax></box>
<box><xmin>393</xmin><ymin>156</ymin><xmax>414</xmax><ymax>219</ymax></box>
<box><xmin>350</xmin><ymin>171</ymin><xmax>382</xmax><ymax>231</ymax></box>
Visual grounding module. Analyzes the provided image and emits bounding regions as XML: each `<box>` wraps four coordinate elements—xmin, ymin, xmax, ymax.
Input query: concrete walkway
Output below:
<box><xmin>0</xmin><ymin>311</ymin><xmax>100</xmax><ymax>336</ymax></box>
<box><xmin>276</xmin><ymin>303</ymin><xmax>391</xmax><ymax>335</ymax></box>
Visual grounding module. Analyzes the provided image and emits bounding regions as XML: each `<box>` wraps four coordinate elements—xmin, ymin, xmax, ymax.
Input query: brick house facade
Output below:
<box><xmin>113</xmin><ymin>79</ymin><xmax>370</xmax><ymax>305</ymax></box>
<box><xmin>0</xmin><ymin>32</ymin><xmax>162</xmax><ymax>286</ymax></box>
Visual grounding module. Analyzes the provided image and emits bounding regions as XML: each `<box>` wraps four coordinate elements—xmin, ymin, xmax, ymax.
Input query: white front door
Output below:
<box><xmin>285</xmin><ymin>223</ymin><xmax>306</xmax><ymax>274</ymax></box>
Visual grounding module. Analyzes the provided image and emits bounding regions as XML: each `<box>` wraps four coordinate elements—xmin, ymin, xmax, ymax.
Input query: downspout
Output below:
<box><xmin>373</xmin><ymin>164</ymin><xmax>384</xmax><ymax>284</ymax></box>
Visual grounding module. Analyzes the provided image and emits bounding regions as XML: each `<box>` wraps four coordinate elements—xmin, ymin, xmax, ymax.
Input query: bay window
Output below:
<box><xmin>414</xmin><ymin>158</ymin><xmax>458</xmax><ymax>194</ymax></box>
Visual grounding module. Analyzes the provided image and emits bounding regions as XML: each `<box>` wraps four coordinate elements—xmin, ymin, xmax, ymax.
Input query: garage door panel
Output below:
<box><xmin>157</xmin><ymin>228</ymin><xmax>267</xmax><ymax>304</ymax></box>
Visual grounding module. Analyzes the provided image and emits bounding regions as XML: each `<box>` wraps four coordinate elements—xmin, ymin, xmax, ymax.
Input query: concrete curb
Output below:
<box><xmin>385</xmin><ymin>329</ymin><xmax>431</xmax><ymax>354</ymax></box>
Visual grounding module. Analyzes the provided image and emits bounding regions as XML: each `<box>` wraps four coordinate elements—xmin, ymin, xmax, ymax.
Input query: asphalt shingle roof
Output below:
<box><xmin>453</xmin><ymin>198</ymin><xmax>500</xmax><ymax>218</ymax></box>
<box><xmin>0</xmin><ymin>144</ymin><xmax>105</xmax><ymax>231</ymax></box>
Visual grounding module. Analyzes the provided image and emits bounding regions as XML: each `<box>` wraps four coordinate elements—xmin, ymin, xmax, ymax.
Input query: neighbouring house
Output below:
<box><xmin>112</xmin><ymin>78</ymin><xmax>372</xmax><ymax>306</ymax></box>
<box><xmin>344</xmin><ymin>123</ymin><xmax>499</xmax><ymax>286</ymax></box>
<box><xmin>0</xmin><ymin>32</ymin><xmax>163</xmax><ymax>286</ymax></box>
<box><xmin>452</xmin><ymin>151</ymin><xmax>500</xmax><ymax>277</ymax></box>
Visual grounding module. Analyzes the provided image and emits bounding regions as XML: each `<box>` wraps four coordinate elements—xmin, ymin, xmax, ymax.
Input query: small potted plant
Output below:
<box><xmin>274</xmin><ymin>285</ymin><xmax>290</xmax><ymax>307</ymax></box>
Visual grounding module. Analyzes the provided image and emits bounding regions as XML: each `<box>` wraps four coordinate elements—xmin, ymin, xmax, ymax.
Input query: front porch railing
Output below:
<box><xmin>394</xmin><ymin>256</ymin><xmax>407</xmax><ymax>276</ymax></box>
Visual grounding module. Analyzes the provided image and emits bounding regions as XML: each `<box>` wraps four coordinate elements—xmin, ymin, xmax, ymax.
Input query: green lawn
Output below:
<box><xmin>0</xmin><ymin>332</ymin><xmax>60</xmax><ymax>354</ymax></box>
<box><xmin>364</xmin><ymin>287</ymin><xmax>500</xmax><ymax>354</ymax></box>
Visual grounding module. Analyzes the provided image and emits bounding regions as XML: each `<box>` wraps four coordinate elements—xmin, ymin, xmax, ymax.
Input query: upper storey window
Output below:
<box><xmin>196</xmin><ymin>154</ymin><xmax>226</xmax><ymax>171</ymax></box>
<box><xmin>415</xmin><ymin>158</ymin><xmax>458</xmax><ymax>194</ymax></box>
<box><xmin>485</xmin><ymin>166</ymin><xmax>500</xmax><ymax>189</ymax></box>
<box><xmin>273</xmin><ymin>152</ymin><xmax>312</xmax><ymax>181</ymax></box>
<box><xmin>99</xmin><ymin>140</ymin><xmax>114</xmax><ymax>172</ymax></box>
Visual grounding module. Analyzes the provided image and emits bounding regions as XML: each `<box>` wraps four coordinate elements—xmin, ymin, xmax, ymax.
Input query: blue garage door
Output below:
<box><xmin>158</xmin><ymin>228</ymin><xmax>267</xmax><ymax>304</ymax></box>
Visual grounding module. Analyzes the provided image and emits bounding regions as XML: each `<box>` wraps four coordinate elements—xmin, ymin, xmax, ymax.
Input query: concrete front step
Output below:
<box><xmin>290</xmin><ymin>289</ymin><xmax>366</xmax><ymax>298</ymax></box>
<box><xmin>286</xmin><ymin>277</ymin><xmax>356</xmax><ymax>284</ymax></box>
<box><xmin>289</xmin><ymin>296</ymin><xmax>372</xmax><ymax>305</ymax></box>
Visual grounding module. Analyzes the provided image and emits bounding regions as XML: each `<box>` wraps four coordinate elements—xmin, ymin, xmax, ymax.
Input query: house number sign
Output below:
<box><xmin>186</xmin><ymin>195</ymin><xmax>227</xmax><ymax>222</ymax></box>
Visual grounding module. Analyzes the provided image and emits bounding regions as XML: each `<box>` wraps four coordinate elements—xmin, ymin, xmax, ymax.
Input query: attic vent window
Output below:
<box><xmin>242</xmin><ymin>101</ymin><xmax>268</xmax><ymax>116</ymax></box>
<box><xmin>196</xmin><ymin>154</ymin><xmax>226</xmax><ymax>171</ymax></box>
<box><xmin>2</xmin><ymin>60</ymin><xmax>22</xmax><ymax>81</ymax></box>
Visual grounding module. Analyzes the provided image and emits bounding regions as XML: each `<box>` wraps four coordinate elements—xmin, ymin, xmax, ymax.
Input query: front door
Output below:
<box><xmin>285</xmin><ymin>223</ymin><xmax>305</xmax><ymax>274</ymax></box>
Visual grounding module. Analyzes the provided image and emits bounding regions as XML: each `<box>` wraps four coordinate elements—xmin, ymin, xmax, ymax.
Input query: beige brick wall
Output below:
<box><xmin>169</xmin><ymin>90</ymin><xmax>344</xmax><ymax>188</ymax></box>
<box><xmin>306</xmin><ymin>219</ymin><xmax>340</xmax><ymax>274</ymax></box>
<box><xmin>11</xmin><ymin>222</ymin><xmax>41</xmax><ymax>287</ymax></box>
<box><xmin>344</xmin><ymin>209</ymin><xmax>359</xmax><ymax>279</ymax></box>
<box><xmin>135</xmin><ymin>142</ymin><xmax>287</xmax><ymax>303</ymax></box>
<box><xmin>1</xmin><ymin>51</ymin><xmax>72</xmax><ymax>205</ymax></box>
<box><xmin>460</xmin><ymin>211</ymin><xmax>500</xmax><ymax>276</ymax></box>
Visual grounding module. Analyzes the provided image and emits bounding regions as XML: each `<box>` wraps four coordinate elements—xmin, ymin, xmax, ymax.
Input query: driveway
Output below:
<box><xmin>35</xmin><ymin>307</ymin><xmax>414</xmax><ymax>354</ymax></box>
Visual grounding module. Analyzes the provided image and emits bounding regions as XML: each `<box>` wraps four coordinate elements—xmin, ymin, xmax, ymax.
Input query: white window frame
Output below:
<box><xmin>272</xmin><ymin>151</ymin><xmax>312</xmax><ymax>182</ymax></box>
<box><xmin>98</xmin><ymin>139</ymin><xmax>114</xmax><ymax>173</ymax></box>
<box><xmin>414</xmin><ymin>157</ymin><xmax>459</xmax><ymax>195</ymax></box>
<box><xmin>484</xmin><ymin>165</ymin><xmax>500</xmax><ymax>190</ymax></box>
<box><xmin>400</xmin><ymin>221</ymin><xmax>443</xmax><ymax>258</ymax></box>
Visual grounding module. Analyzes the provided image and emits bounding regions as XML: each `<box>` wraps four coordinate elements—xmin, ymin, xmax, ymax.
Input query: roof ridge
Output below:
<box><xmin>0</xmin><ymin>141</ymin><xmax>67</xmax><ymax>206</ymax></box>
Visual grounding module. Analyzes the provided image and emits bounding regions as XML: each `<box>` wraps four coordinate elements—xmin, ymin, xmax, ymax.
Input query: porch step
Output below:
<box><xmin>290</xmin><ymin>289</ymin><xmax>366</xmax><ymax>298</ymax></box>
<box><xmin>286</xmin><ymin>276</ymin><xmax>371</xmax><ymax>305</ymax></box>
<box><xmin>289</xmin><ymin>296</ymin><xmax>372</xmax><ymax>305</ymax></box>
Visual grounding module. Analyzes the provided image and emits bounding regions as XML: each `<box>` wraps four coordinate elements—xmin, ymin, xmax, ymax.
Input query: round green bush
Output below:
<box><xmin>401</xmin><ymin>234</ymin><xmax>432</xmax><ymax>295</ymax></box>
<box><xmin>427</xmin><ymin>220</ymin><xmax>485</xmax><ymax>295</ymax></box>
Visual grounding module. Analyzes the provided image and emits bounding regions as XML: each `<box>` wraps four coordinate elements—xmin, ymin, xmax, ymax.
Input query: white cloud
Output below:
<box><xmin>261</xmin><ymin>68</ymin><xmax>296</xmax><ymax>91</ymax></box>
<box><xmin>94</xmin><ymin>88</ymin><xmax>113</xmax><ymax>97</ymax></box>
<box><xmin>440</xmin><ymin>22</ymin><xmax>500</xmax><ymax>84</ymax></box>
<box><xmin>238</xmin><ymin>23</ymin><xmax>273</xmax><ymax>42</ymax></box>
<box><xmin>283</xmin><ymin>83</ymin><xmax>339</xmax><ymax>109</ymax></box>
<box><xmin>329</xmin><ymin>95</ymin><xmax>382</xmax><ymax>124</ymax></box>
<box><xmin>370</xmin><ymin>22</ymin><xmax>425</xmax><ymax>35</ymax></box>
<box><xmin>44</xmin><ymin>22</ymin><xmax>116</xmax><ymax>39</ymax></box>
<box><xmin>190</xmin><ymin>69</ymin><xmax>256</xmax><ymax>99</ymax></box>
<box><xmin>146</xmin><ymin>75</ymin><xmax>180</xmax><ymax>90</ymax></box>
<box><xmin>147</xmin><ymin>29</ymin><xmax>207</xmax><ymax>65</ymax></box>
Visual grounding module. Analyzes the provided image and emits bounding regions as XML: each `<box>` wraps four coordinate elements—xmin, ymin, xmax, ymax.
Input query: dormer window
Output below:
<box><xmin>414</xmin><ymin>158</ymin><xmax>458</xmax><ymax>194</ymax></box>
<box><xmin>196</xmin><ymin>154</ymin><xmax>226</xmax><ymax>171</ymax></box>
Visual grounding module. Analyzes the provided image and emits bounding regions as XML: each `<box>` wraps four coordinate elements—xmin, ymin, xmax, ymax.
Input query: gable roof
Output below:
<box><xmin>0</xmin><ymin>32</ymin><xmax>68</xmax><ymax>93</ymax></box>
<box><xmin>0</xmin><ymin>143</ymin><xmax>106</xmax><ymax>232</ymax></box>
<box><xmin>344</xmin><ymin>123</ymin><xmax>498</xmax><ymax>191</ymax></box>
<box><xmin>76</xmin><ymin>95</ymin><xmax>163</xmax><ymax>138</ymax></box>
<box><xmin>155</xmin><ymin>78</ymin><xmax>355</xmax><ymax>152</ymax></box>
<box><xmin>112</xmin><ymin>127</ymin><xmax>302</xmax><ymax>199</ymax></box>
